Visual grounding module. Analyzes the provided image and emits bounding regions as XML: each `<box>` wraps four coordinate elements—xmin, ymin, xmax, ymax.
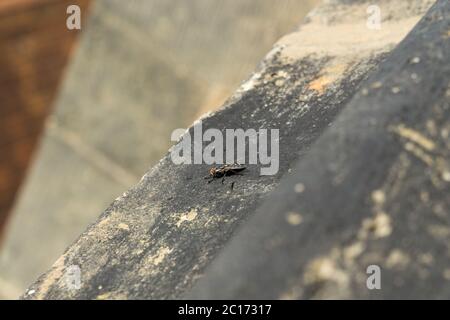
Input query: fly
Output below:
<box><xmin>204</xmin><ymin>163</ymin><xmax>246</xmax><ymax>184</ymax></box>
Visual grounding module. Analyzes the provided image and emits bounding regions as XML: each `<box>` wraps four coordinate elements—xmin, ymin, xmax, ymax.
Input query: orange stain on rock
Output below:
<box><xmin>308</xmin><ymin>62</ymin><xmax>348</xmax><ymax>95</ymax></box>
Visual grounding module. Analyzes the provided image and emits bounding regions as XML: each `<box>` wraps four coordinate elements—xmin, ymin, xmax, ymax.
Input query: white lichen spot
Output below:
<box><xmin>26</xmin><ymin>289</ymin><xmax>36</xmax><ymax>296</ymax></box>
<box><xmin>117</xmin><ymin>223</ymin><xmax>130</xmax><ymax>231</ymax></box>
<box><xmin>371</xmin><ymin>189</ymin><xmax>385</xmax><ymax>206</ymax></box>
<box><xmin>442</xmin><ymin>171</ymin><xmax>450</xmax><ymax>182</ymax></box>
<box><xmin>239</xmin><ymin>72</ymin><xmax>261</xmax><ymax>92</ymax></box>
<box><xmin>304</xmin><ymin>257</ymin><xmax>349</xmax><ymax>287</ymax></box>
<box><xmin>427</xmin><ymin>225</ymin><xmax>450</xmax><ymax>239</ymax></box>
<box><xmin>176</xmin><ymin>209</ymin><xmax>198</xmax><ymax>228</ymax></box>
<box><xmin>98</xmin><ymin>216</ymin><xmax>111</xmax><ymax>227</ymax></box>
<box><xmin>343</xmin><ymin>242</ymin><xmax>365</xmax><ymax>261</ymax></box>
<box><xmin>386</xmin><ymin>249</ymin><xmax>410</xmax><ymax>269</ymax></box>
<box><xmin>286</xmin><ymin>212</ymin><xmax>303</xmax><ymax>226</ymax></box>
<box><xmin>276</xmin><ymin>70</ymin><xmax>289</xmax><ymax>78</ymax></box>
<box><xmin>299</xmin><ymin>94</ymin><xmax>309</xmax><ymax>102</ymax></box>
<box><xmin>404</xmin><ymin>142</ymin><xmax>434</xmax><ymax>166</ymax></box>
<box><xmin>96</xmin><ymin>292</ymin><xmax>112</xmax><ymax>300</ymax></box>
<box><xmin>279</xmin><ymin>287</ymin><xmax>302</xmax><ymax>300</ymax></box>
<box><xmin>373</xmin><ymin>212</ymin><xmax>392</xmax><ymax>238</ymax></box>
<box><xmin>96</xmin><ymin>292</ymin><xmax>127</xmax><ymax>300</ymax></box>
<box><xmin>148</xmin><ymin>247</ymin><xmax>173</xmax><ymax>266</ymax></box>
<box><xmin>294</xmin><ymin>183</ymin><xmax>305</xmax><ymax>193</ymax></box>
<box><xmin>418</xmin><ymin>253</ymin><xmax>434</xmax><ymax>266</ymax></box>
<box><xmin>361</xmin><ymin>212</ymin><xmax>392</xmax><ymax>239</ymax></box>
<box><xmin>420</xmin><ymin>191</ymin><xmax>430</xmax><ymax>203</ymax></box>
<box><xmin>391</xmin><ymin>86</ymin><xmax>401</xmax><ymax>94</ymax></box>
<box><xmin>443</xmin><ymin>269</ymin><xmax>450</xmax><ymax>280</ymax></box>
<box><xmin>410</xmin><ymin>56</ymin><xmax>421</xmax><ymax>64</ymax></box>
<box><xmin>371</xmin><ymin>81</ymin><xmax>382</xmax><ymax>89</ymax></box>
<box><xmin>393</xmin><ymin>125</ymin><xmax>436</xmax><ymax>151</ymax></box>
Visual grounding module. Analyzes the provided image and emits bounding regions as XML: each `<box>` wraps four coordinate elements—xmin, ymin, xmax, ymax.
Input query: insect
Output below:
<box><xmin>204</xmin><ymin>163</ymin><xmax>246</xmax><ymax>184</ymax></box>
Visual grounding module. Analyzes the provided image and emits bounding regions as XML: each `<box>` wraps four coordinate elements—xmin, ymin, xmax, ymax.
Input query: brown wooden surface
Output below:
<box><xmin>0</xmin><ymin>0</ymin><xmax>91</xmax><ymax>239</ymax></box>
<box><xmin>0</xmin><ymin>0</ymin><xmax>55</xmax><ymax>12</ymax></box>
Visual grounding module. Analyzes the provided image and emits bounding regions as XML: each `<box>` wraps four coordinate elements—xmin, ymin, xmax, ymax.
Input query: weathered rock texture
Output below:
<box><xmin>23</xmin><ymin>0</ymin><xmax>448</xmax><ymax>299</ymax></box>
<box><xmin>0</xmin><ymin>0</ymin><xmax>315</xmax><ymax>298</ymax></box>
<box><xmin>188</xmin><ymin>0</ymin><xmax>450</xmax><ymax>300</ymax></box>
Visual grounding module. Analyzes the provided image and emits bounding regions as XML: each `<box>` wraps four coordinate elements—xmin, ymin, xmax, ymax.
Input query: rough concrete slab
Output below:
<box><xmin>188</xmin><ymin>0</ymin><xmax>450</xmax><ymax>299</ymax></box>
<box><xmin>21</xmin><ymin>0</ymin><xmax>436</xmax><ymax>299</ymax></box>
<box><xmin>1</xmin><ymin>0</ymin><xmax>316</xmax><ymax>298</ymax></box>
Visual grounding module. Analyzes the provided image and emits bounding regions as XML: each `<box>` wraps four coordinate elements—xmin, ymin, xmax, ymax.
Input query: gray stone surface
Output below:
<box><xmin>188</xmin><ymin>0</ymin><xmax>450</xmax><ymax>299</ymax></box>
<box><xmin>21</xmin><ymin>0</ymin><xmax>437</xmax><ymax>300</ymax></box>
<box><xmin>0</xmin><ymin>0</ymin><xmax>317</xmax><ymax>299</ymax></box>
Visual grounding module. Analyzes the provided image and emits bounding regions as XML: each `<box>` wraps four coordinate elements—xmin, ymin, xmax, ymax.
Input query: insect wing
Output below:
<box><xmin>228</xmin><ymin>164</ymin><xmax>246</xmax><ymax>172</ymax></box>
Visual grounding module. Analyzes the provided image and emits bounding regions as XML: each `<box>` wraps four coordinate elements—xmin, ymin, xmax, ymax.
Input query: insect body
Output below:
<box><xmin>205</xmin><ymin>163</ymin><xmax>246</xmax><ymax>184</ymax></box>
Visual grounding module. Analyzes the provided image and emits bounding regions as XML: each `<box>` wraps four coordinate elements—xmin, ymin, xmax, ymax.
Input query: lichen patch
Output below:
<box><xmin>285</xmin><ymin>212</ymin><xmax>303</xmax><ymax>226</ymax></box>
<box><xmin>392</xmin><ymin>125</ymin><xmax>436</xmax><ymax>151</ymax></box>
<box><xmin>307</xmin><ymin>62</ymin><xmax>348</xmax><ymax>95</ymax></box>
<box><xmin>359</xmin><ymin>212</ymin><xmax>393</xmax><ymax>239</ymax></box>
<box><xmin>147</xmin><ymin>246</ymin><xmax>173</xmax><ymax>267</ymax></box>
<box><xmin>176</xmin><ymin>209</ymin><xmax>198</xmax><ymax>228</ymax></box>
<box><xmin>386</xmin><ymin>249</ymin><xmax>410</xmax><ymax>270</ymax></box>
<box><xmin>118</xmin><ymin>223</ymin><xmax>130</xmax><ymax>231</ymax></box>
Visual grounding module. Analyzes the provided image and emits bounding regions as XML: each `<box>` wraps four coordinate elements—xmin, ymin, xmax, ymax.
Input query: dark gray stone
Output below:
<box><xmin>21</xmin><ymin>0</ymin><xmax>439</xmax><ymax>300</ymax></box>
<box><xmin>188</xmin><ymin>0</ymin><xmax>450</xmax><ymax>299</ymax></box>
<box><xmin>1</xmin><ymin>0</ymin><xmax>316</xmax><ymax>298</ymax></box>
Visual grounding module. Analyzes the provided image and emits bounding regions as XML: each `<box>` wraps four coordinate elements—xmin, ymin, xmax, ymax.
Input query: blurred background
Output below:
<box><xmin>0</xmin><ymin>0</ymin><xmax>317</xmax><ymax>298</ymax></box>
